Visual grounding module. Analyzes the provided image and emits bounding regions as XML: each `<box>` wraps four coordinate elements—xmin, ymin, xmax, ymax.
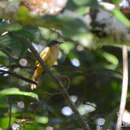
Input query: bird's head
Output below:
<box><xmin>47</xmin><ymin>40</ymin><xmax>63</xmax><ymax>47</ymax></box>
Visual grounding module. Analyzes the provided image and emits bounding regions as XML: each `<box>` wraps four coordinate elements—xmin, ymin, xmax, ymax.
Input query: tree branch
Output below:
<box><xmin>116</xmin><ymin>45</ymin><xmax>128</xmax><ymax>130</ymax></box>
<box><xmin>8</xmin><ymin>56</ymin><xmax>13</xmax><ymax>130</ymax></box>
<box><xmin>0</xmin><ymin>69</ymin><xmax>37</xmax><ymax>85</ymax></box>
<box><xmin>21</xmin><ymin>37</ymin><xmax>90</xmax><ymax>130</ymax></box>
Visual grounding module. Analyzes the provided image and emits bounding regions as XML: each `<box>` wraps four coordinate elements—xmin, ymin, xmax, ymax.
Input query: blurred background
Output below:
<box><xmin>0</xmin><ymin>0</ymin><xmax>130</xmax><ymax>129</ymax></box>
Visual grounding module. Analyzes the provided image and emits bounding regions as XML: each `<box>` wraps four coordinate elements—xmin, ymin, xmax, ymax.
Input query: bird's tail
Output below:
<box><xmin>30</xmin><ymin>69</ymin><xmax>38</xmax><ymax>90</ymax></box>
<box><xmin>30</xmin><ymin>67</ymin><xmax>43</xmax><ymax>90</ymax></box>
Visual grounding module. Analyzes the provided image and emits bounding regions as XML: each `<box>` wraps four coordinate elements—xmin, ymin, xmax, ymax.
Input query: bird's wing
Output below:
<box><xmin>35</xmin><ymin>47</ymin><xmax>51</xmax><ymax>67</ymax></box>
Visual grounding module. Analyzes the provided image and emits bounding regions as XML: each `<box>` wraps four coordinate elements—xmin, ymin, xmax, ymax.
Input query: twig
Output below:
<box><xmin>22</xmin><ymin>37</ymin><xmax>90</xmax><ymax>130</ymax></box>
<box><xmin>55</xmin><ymin>74</ymin><xmax>71</xmax><ymax>90</ymax></box>
<box><xmin>116</xmin><ymin>45</ymin><xmax>128</xmax><ymax>130</ymax></box>
<box><xmin>7</xmin><ymin>64</ymin><xmax>32</xmax><ymax>69</ymax></box>
<box><xmin>0</xmin><ymin>70</ymin><xmax>37</xmax><ymax>85</ymax></box>
<box><xmin>8</xmin><ymin>98</ymin><xmax>12</xmax><ymax>130</ymax></box>
<box><xmin>8</xmin><ymin>57</ymin><xmax>13</xmax><ymax>130</ymax></box>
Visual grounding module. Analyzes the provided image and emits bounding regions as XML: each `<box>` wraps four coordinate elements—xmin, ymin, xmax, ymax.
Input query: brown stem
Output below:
<box><xmin>8</xmin><ymin>97</ymin><xmax>12</xmax><ymax>130</ymax></box>
<box><xmin>116</xmin><ymin>45</ymin><xmax>128</xmax><ymax>130</ymax></box>
<box><xmin>0</xmin><ymin>69</ymin><xmax>37</xmax><ymax>85</ymax></box>
<box><xmin>8</xmin><ymin>57</ymin><xmax>13</xmax><ymax>130</ymax></box>
<box><xmin>22</xmin><ymin>37</ymin><xmax>90</xmax><ymax>130</ymax></box>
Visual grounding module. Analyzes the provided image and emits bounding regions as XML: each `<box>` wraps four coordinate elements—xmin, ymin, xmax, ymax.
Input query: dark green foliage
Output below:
<box><xmin>0</xmin><ymin>0</ymin><xmax>130</xmax><ymax>129</ymax></box>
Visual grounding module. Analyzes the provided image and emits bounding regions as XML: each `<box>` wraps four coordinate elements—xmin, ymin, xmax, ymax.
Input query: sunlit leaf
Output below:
<box><xmin>17</xmin><ymin>6</ymin><xmax>33</xmax><ymax>25</ymax></box>
<box><xmin>0</xmin><ymin>23</ymin><xmax>22</xmax><ymax>32</ymax></box>
<box><xmin>0</xmin><ymin>50</ymin><xmax>8</xmax><ymax>64</ymax></box>
<box><xmin>102</xmin><ymin>51</ymin><xmax>119</xmax><ymax>65</ymax></box>
<box><xmin>76</xmin><ymin>7</ymin><xmax>89</xmax><ymax>15</ymax></box>
<box><xmin>0</xmin><ymin>117</ymin><xmax>15</xmax><ymax>129</ymax></box>
<box><xmin>112</xmin><ymin>0</ymin><xmax>122</xmax><ymax>6</ymax></box>
<box><xmin>73</xmin><ymin>0</ymin><xmax>98</xmax><ymax>6</ymax></box>
<box><xmin>0</xmin><ymin>88</ymin><xmax>39</xmax><ymax>100</ymax></box>
<box><xmin>60</xmin><ymin>42</ymin><xmax>75</xmax><ymax>54</ymax></box>
<box><xmin>0</xmin><ymin>50</ymin><xmax>7</xmax><ymax>57</ymax></box>
<box><xmin>112</xmin><ymin>8</ymin><xmax>130</xmax><ymax>27</ymax></box>
<box><xmin>77</xmin><ymin>104</ymin><xmax>96</xmax><ymax>115</ymax></box>
<box><xmin>35</xmin><ymin>116</ymin><xmax>48</xmax><ymax>124</ymax></box>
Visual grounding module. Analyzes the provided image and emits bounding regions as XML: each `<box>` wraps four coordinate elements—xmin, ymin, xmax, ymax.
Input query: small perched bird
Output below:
<box><xmin>31</xmin><ymin>40</ymin><xmax>63</xmax><ymax>89</ymax></box>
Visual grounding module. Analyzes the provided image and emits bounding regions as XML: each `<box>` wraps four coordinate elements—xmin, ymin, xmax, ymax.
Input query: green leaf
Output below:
<box><xmin>103</xmin><ymin>52</ymin><xmax>118</xmax><ymax>65</ymax></box>
<box><xmin>60</xmin><ymin>42</ymin><xmax>75</xmax><ymax>54</ymax></box>
<box><xmin>17</xmin><ymin>6</ymin><xmax>34</xmax><ymax>25</ymax></box>
<box><xmin>16</xmin><ymin>26</ymin><xmax>41</xmax><ymax>42</ymax></box>
<box><xmin>0</xmin><ymin>50</ymin><xmax>8</xmax><ymax>64</ymax></box>
<box><xmin>0</xmin><ymin>23</ymin><xmax>22</xmax><ymax>32</ymax></box>
<box><xmin>73</xmin><ymin>0</ymin><xmax>98</xmax><ymax>6</ymax></box>
<box><xmin>0</xmin><ymin>34</ymin><xmax>27</xmax><ymax>57</ymax></box>
<box><xmin>35</xmin><ymin>15</ymin><xmax>89</xmax><ymax>38</ymax></box>
<box><xmin>103</xmin><ymin>107</ymin><xmax>118</xmax><ymax>130</ymax></box>
<box><xmin>0</xmin><ymin>50</ymin><xmax>7</xmax><ymax>57</ymax></box>
<box><xmin>25</xmin><ymin>123</ymin><xmax>46</xmax><ymax>130</ymax></box>
<box><xmin>0</xmin><ymin>117</ymin><xmax>15</xmax><ymax>129</ymax></box>
<box><xmin>0</xmin><ymin>88</ymin><xmax>39</xmax><ymax>101</ymax></box>
<box><xmin>35</xmin><ymin>116</ymin><xmax>48</xmax><ymax>124</ymax></box>
<box><xmin>112</xmin><ymin>8</ymin><xmax>130</xmax><ymax>27</ymax></box>
<box><xmin>76</xmin><ymin>7</ymin><xmax>89</xmax><ymax>15</ymax></box>
<box><xmin>112</xmin><ymin>0</ymin><xmax>122</xmax><ymax>6</ymax></box>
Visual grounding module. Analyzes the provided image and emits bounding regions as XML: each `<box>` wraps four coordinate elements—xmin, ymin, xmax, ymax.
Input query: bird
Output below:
<box><xmin>31</xmin><ymin>40</ymin><xmax>63</xmax><ymax>89</ymax></box>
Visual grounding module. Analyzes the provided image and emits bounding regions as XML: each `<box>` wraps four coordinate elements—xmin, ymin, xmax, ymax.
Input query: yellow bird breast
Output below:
<box><xmin>32</xmin><ymin>45</ymin><xmax>59</xmax><ymax>80</ymax></box>
<box><xmin>46</xmin><ymin>52</ymin><xmax>58</xmax><ymax>67</ymax></box>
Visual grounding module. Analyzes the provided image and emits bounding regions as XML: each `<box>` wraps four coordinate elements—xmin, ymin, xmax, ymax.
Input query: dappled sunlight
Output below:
<box><xmin>71</xmin><ymin>58</ymin><xmax>80</xmax><ymax>67</ymax></box>
<box><xmin>61</xmin><ymin>106</ymin><xmax>73</xmax><ymax>116</ymax></box>
<box><xmin>77</xmin><ymin>103</ymin><xmax>96</xmax><ymax>116</ymax></box>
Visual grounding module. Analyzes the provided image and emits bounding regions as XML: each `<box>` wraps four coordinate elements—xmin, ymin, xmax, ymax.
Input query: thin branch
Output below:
<box><xmin>7</xmin><ymin>64</ymin><xmax>33</xmax><ymax>69</ymax></box>
<box><xmin>116</xmin><ymin>45</ymin><xmax>128</xmax><ymax>130</ymax></box>
<box><xmin>55</xmin><ymin>74</ymin><xmax>71</xmax><ymax>90</ymax></box>
<box><xmin>21</xmin><ymin>37</ymin><xmax>90</xmax><ymax>130</ymax></box>
<box><xmin>0</xmin><ymin>70</ymin><xmax>37</xmax><ymax>85</ymax></box>
<box><xmin>8</xmin><ymin>56</ymin><xmax>13</xmax><ymax>130</ymax></box>
<box><xmin>8</xmin><ymin>98</ymin><xmax>12</xmax><ymax>130</ymax></box>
